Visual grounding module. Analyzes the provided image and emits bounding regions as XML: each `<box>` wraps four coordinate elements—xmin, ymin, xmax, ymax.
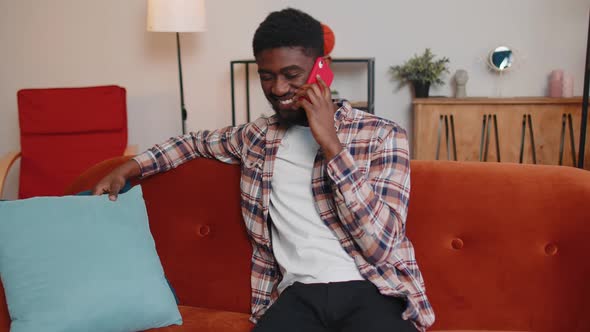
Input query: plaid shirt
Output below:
<box><xmin>133</xmin><ymin>101</ymin><xmax>435</xmax><ymax>331</ymax></box>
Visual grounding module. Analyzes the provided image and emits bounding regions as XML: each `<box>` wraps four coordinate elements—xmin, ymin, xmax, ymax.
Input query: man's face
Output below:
<box><xmin>255</xmin><ymin>47</ymin><xmax>316</xmax><ymax>126</ymax></box>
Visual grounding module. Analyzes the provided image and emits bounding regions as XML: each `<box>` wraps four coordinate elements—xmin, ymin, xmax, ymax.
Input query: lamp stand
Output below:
<box><xmin>176</xmin><ymin>32</ymin><xmax>187</xmax><ymax>135</ymax></box>
<box><xmin>579</xmin><ymin>11</ymin><xmax>589</xmax><ymax>169</ymax></box>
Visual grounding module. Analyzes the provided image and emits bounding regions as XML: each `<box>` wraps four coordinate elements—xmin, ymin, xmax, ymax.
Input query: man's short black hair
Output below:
<box><xmin>252</xmin><ymin>8</ymin><xmax>324</xmax><ymax>58</ymax></box>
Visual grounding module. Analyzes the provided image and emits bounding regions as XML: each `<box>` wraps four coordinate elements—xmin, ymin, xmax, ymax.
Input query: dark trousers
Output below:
<box><xmin>252</xmin><ymin>280</ymin><xmax>417</xmax><ymax>332</ymax></box>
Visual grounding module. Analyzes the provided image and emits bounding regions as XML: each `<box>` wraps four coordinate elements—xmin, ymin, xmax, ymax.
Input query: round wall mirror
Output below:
<box><xmin>488</xmin><ymin>46</ymin><xmax>514</xmax><ymax>72</ymax></box>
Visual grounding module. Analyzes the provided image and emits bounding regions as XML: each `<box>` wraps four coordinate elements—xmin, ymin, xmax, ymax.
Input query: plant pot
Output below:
<box><xmin>412</xmin><ymin>81</ymin><xmax>431</xmax><ymax>98</ymax></box>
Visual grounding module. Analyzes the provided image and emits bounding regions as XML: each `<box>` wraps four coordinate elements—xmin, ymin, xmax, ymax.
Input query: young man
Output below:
<box><xmin>93</xmin><ymin>8</ymin><xmax>434</xmax><ymax>332</ymax></box>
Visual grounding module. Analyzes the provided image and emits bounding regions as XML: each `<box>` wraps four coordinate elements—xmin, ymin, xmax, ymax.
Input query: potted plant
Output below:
<box><xmin>390</xmin><ymin>48</ymin><xmax>450</xmax><ymax>98</ymax></box>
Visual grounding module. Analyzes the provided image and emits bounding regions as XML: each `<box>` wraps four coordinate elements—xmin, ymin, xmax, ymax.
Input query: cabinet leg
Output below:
<box><xmin>519</xmin><ymin>114</ymin><xmax>537</xmax><ymax>164</ymax></box>
<box><xmin>450</xmin><ymin>114</ymin><xmax>457</xmax><ymax>161</ymax></box>
<box><xmin>559</xmin><ymin>114</ymin><xmax>567</xmax><ymax>165</ymax></box>
<box><xmin>480</xmin><ymin>114</ymin><xmax>488</xmax><ymax>162</ymax></box>
<box><xmin>493</xmin><ymin>114</ymin><xmax>501</xmax><ymax>162</ymax></box>
<box><xmin>436</xmin><ymin>115</ymin><xmax>444</xmax><ymax>160</ymax></box>
<box><xmin>528</xmin><ymin>114</ymin><xmax>537</xmax><ymax>164</ymax></box>
<box><xmin>480</xmin><ymin>114</ymin><xmax>501</xmax><ymax>162</ymax></box>
<box><xmin>436</xmin><ymin>114</ymin><xmax>458</xmax><ymax>161</ymax></box>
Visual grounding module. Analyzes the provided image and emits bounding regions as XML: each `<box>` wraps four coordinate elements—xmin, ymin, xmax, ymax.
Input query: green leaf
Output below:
<box><xmin>389</xmin><ymin>48</ymin><xmax>450</xmax><ymax>87</ymax></box>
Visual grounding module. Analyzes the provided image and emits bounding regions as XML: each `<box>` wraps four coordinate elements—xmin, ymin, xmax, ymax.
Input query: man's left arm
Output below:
<box><xmin>326</xmin><ymin>127</ymin><xmax>411</xmax><ymax>266</ymax></box>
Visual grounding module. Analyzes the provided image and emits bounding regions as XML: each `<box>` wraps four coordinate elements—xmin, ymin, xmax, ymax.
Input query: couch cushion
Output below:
<box><xmin>147</xmin><ymin>306</ymin><xmax>253</xmax><ymax>332</ymax></box>
<box><xmin>145</xmin><ymin>308</ymin><xmax>528</xmax><ymax>332</ymax></box>
<box><xmin>407</xmin><ymin>161</ymin><xmax>590</xmax><ymax>331</ymax></box>
<box><xmin>0</xmin><ymin>186</ymin><xmax>181</xmax><ymax>332</ymax></box>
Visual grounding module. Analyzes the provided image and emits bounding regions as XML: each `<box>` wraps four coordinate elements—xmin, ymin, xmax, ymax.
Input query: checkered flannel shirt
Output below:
<box><xmin>133</xmin><ymin>101</ymin><xmax>435</xmax><ymax>331</ymax></box>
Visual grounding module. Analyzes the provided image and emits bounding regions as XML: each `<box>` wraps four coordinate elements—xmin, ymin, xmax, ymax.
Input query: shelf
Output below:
<box><xmin>230</xmin><ymin>58</ymin><xmax>375</xmax><ymax>126</ymax></box>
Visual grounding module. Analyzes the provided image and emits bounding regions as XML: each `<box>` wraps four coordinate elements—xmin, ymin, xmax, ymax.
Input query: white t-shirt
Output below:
<box><xmin>269</xmin><ymin>125</ymin><xmax>364</xmax><ymax>293</ymax></box>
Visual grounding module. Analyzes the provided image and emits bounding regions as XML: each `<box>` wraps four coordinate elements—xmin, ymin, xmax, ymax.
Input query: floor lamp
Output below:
<box><xmin>147</xmin><ymin>0</ymin><xmax>207</xmax><ymax>135</ymax></box>
<box><xmin>579</xmin><ymin>10</ymin><xmax>590</xmax><ymax>169</ymax></box>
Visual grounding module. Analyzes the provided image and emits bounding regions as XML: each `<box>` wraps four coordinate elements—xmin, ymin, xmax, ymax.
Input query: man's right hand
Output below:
<box><xmin>92</xmin><ymin>160</ymin><xmax>141</xmax><ymax>201</ymax></box>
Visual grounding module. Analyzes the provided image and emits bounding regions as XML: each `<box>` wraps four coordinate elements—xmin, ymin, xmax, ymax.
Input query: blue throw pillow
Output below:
<box><xmin>75</xmin><ymin>182</ymin><xmax>180</xmax><ymax>305</ymax></box>
<box><xmin>0</xmin><ymin>186</ymin><xmax>182</xmax><ymax>332</ymax></box>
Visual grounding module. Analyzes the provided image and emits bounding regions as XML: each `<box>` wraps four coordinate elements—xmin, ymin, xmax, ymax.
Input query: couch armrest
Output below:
<box><xmin>124</xmin><ymin>145</ymin><xmax>138</xmax><ymax>156</ymax></box>
<box><xmin>0</xmin><ymin>151</ymin><xmax>21</xmax><ymax>199</ymax></box>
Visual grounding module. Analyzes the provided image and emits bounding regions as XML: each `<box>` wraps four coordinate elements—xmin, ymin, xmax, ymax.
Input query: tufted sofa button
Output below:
<box><xmin>451</xmin><ymin>238</ymin><xmax>464</xmax><ymax>250</ymax></box>
<box><xmin>544</xmin><ymin>242</ymin><xmax>559</xmax><ymax>256</ymax></box>
<box><xmin>197</xmin><ymin>225</ymin><xmax>211</xmax><ymax>237</ymax></box>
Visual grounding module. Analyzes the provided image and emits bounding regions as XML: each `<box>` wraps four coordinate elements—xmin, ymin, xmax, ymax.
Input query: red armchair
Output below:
<box><xmin>0</xmin><ymin>85</ymin><xmax>137</xmax><ymax>199</ymax></box>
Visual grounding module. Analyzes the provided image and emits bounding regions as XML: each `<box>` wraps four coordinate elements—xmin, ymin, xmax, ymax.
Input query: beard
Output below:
<box><xmin>273</xmin><ymin>106</ymin><xmax>309</xmax><ymax>127</ymax></box>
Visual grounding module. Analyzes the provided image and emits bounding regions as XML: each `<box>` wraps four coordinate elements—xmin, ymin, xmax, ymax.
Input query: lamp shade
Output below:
<box><xmin>147</xmin><ymin>0</ymin><xmax>207</xmax><ymax>32</ymax></box>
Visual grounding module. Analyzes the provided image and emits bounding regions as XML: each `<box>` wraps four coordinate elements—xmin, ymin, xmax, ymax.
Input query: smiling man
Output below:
<box><xmin>93</xmin><ymin>8</ymin><xmax>434</xmax><ymax>332</ymax></box>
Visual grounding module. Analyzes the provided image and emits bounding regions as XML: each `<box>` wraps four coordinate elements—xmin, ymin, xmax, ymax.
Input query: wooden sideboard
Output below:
<box><xmin>412</xmin><ymin>97</ymin><xmax>590</xmax><ymax>170</ymax></box>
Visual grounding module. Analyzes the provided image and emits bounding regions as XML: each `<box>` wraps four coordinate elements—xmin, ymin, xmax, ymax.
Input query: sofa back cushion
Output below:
<box><xmin>407</xmin><ymin>161</ymin><xmax>590</xmax><ymax>332</ymax></box>
<box><xmin>135</xmin><ymin>158</ymin><xmax>253</xmax><ymax>314</ymax></box>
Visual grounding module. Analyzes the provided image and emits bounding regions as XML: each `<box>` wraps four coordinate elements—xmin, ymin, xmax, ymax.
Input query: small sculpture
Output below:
<box><xmin>454</xmin><ymin>69</ymin><xmax>469</xmax><ymax>98</ymax></box>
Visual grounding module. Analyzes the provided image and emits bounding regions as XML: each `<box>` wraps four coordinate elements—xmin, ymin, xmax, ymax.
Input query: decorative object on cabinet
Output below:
<box><xmin>147</xmin><ymin>0</ymin><xmax>207</xmax><ymax>135</ymax></box>
<box><xmin>412</xmin><ymin>97</ymin><xmax>589</xmax><ymax>170</ymax></box>
<box><xmin>389</xmin><ymin>48</ymin><xmax>450</xmax><ymax>98</ymax></box>
<box><xmin>488</xmin><ymin>46</ymin><xmax>514</xmax><ymax>72</ymax></box>
<box><xmin>453</xmin><ymin>69</ymin><xmax>469</xmax><ymax>98</ymax></box>
<box><xmin>562</xmin><ymin>72</ymin><xmax>574</xmax><ymax>98</ymax></box>
<box><xmin>549</xmin><ymin>70</ymin><xmax>575</xmax><ymax>99</ymax></box>
<box><xmin>230</xmin><ymin>58</ymin><xmax>375</xmax><ymax>126</ymax></box>
<box><xmin>548</xmin><ymin>69</ymin><xmax>564</xmax><ymax>98</ymax></box>
<box><xmin>484</xmin><ymin>45</ymin><xmax>527</xmax><ymax>97</ymax></box>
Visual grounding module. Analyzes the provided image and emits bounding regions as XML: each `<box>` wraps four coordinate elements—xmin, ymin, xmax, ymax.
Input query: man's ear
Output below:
<box><xmin>323</xmin><ymin>56</ymin><xmax>332</xmax><ymax>66</ymax></box>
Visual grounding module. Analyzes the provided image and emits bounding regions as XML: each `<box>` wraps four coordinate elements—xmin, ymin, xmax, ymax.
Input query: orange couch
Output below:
<box><xmin>1</xmin><ymin>158</ymin><xmax>589</xmax><ymax>332</ymax></box>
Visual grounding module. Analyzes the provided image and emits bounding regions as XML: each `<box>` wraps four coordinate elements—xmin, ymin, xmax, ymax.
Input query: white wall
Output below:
<box><xmin>1</xmin><ymin>0</ymin><xmax>588</xmax><ymax>198</ymax></box>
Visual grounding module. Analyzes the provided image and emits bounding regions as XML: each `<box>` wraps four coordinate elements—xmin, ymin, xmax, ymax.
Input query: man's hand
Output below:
<box><xmin>92</xmin><ymin>160</ymin><xmax>141</xmax><ymax>201</ymax></box>
<box><xmin>295</xmin><ymin>75</ymin><xmax>343</xmax><ymax>160</ymax></box>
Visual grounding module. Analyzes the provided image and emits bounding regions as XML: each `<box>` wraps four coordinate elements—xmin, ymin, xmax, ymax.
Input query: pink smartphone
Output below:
<box><xmin>306</xmin><ymin>57</ymin><xmax>334</xmax><ymax>88</ymax></box>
